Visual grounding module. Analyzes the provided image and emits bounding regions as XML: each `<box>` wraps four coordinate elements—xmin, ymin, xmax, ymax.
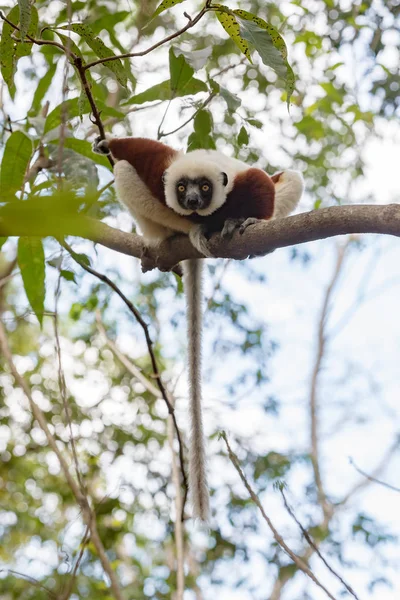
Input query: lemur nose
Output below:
<box><xmin>186</xmin><ymin>195</ymin><xmax>201</xmax><ymax>209</ymax></box>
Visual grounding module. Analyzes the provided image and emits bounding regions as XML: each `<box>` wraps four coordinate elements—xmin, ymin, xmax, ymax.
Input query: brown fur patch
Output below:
<box><xmin>189</xmin><ymin>168</ymin><xmax>275</xmax><ymax>232</ymax></box>
<box><xmin>271</xmin><ymin>172</ymin><xmax>283</xmax><ymax>183</ymax></box>
<box><xmin>109</xmin><ymin>138</ymin><xmax>177</xmax><ymax>205</ymax></box>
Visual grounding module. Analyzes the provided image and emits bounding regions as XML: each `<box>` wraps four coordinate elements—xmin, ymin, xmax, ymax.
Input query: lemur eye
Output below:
<box><xmin>202</xmin><ymin>184</ymin><xmax>210</xmax><ymax>192</ymax></box>
<box><xmin>178</xmin><ymin>184</ymin><xmax>185</xmax><ymax>192</ymax></box>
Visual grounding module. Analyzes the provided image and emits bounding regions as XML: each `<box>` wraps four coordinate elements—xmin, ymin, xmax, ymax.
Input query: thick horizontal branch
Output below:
<box><xmin>1</xmin><ymin>204</ymin><xmax>399</xmax><ymax>271</ymax></box>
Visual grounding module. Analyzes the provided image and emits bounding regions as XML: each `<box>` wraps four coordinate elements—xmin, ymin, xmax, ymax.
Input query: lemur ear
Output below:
<box><xmin>162</xmin><ymin>170</ymin><xmax>167</xmax><ymax>184</ymax></box>
<box><xmin>221</xmin><ymin>172</ymin><xmax>228</xmax><ymax>186</ymax></box>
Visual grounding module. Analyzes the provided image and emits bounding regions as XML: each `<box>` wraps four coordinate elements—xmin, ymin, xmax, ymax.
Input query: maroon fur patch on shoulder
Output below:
<box><xmin>109</xmin><ymin>138</ymin><xmax>177</xmax><ymax>204</ymax></box>
<box><xmin>189</xmin><ymin>167</ymin><xmax>275</xmax><ymax>231</ymax></box>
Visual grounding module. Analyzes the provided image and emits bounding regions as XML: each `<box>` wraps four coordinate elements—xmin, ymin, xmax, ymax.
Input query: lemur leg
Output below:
<box><xmin>220</xmin><ymin>217</ymin><xmax>260</xmax><ymax>239</ymax></box>
<box><xmin>189</xmin><ymin>225</ymin><xmax>214</xmax><ymax>258</ymax></box>
<box><xmin>271</xmin><ymin>170</ymin><xmax>304</xmax><ymax>218</ymax></box>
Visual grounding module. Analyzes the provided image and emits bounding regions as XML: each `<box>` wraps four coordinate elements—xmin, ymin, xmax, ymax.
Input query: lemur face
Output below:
<box><xmin>175</xmin><ymin>177</ymin><xmax>214</xmax><ymax>212</ymax></box>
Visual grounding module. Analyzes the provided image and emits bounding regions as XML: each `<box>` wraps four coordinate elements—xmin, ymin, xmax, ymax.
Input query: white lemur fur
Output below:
<box><xmin>93</xmin><ymin>136</ymin><xmax>304</xmax><ymax>521</ymax></box>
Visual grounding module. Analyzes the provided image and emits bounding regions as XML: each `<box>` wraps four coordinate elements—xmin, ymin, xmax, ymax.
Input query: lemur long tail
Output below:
<box><xmin>183</xmin><ymin>259</ymin><xmax>210</xmax><ymax>521</ymax></box>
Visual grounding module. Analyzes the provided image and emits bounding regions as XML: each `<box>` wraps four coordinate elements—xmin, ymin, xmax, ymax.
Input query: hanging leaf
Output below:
<box><xmin>151</xmin><ymin>0</ymin><xmax>187</xmax><ymax>20</ymax></box>
<box><xmin>44</xmin><ymin>98</ymin><xmax>90</xmax><ymax>133</ymax></box>
<box><xmin>60</xmin><ymin>23</ymin><xmax>128</xmax><ymax>87</ymax></box>
<box><xmin>174</xmin><ymin>47</ymin><xmax>212</xmax><ymax>71</ymax></box>
<box><xmin>18</xmin><ymin>0</ymin><xmax>32</xmax><ymax>41</ymax></box>
<box><xmin>0</xmin><ymin>5</ymin><xmax>19</xmax><ymax>97</ymax></box>
<box><xmin>234</xmin><ymin>10</ymin><xmax>295</xmax><ymax>108</ymax></box>
<box><xmin>17</xmin><ymin>237</ymin><xmax>46</xmax><ymax>326</ymax></box>
<box><xmin>0</xmin><ymin>131</ymin><xmax>32</xmax><ymax>198</ymax></box>
<box><xmin>54</xmin><ymin>31</ymin><xmax>83</xmax><ymax>60</ymax></box>
<box><xmin>169</xmin><ymin>47</ymin><xmax>195</xmax><ymax>94</ymax></box>
<box><xmin>219</xmin><ymin>86</ymin><xmax>241</xmax><ymax>113</ymax></box>
<box><xmin>124</xmin><ymin>78</ymin><xmax>207</xmax><ymax>105</ymax></box>
<box><xmin>30</xmin><ymin>63</ymin><xmax>57</xmax><ymax>115</ymax></box>
<box><xmin>16</xmin><ymin>5</ymin><xmax>38</xmax><ymax>58</ymax></box>
<box><xmin>238</xmin><ymin>126</ymin><xmax>249</xmax><ymax>146</ymax></box>
<box><xmin>216</xmin><ymin>8</ymin><xmax>252</xmax><ymax>62</ymax></box>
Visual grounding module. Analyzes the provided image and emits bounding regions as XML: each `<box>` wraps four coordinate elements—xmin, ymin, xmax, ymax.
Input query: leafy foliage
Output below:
<box><xmin>0</xmin><ymin>0</ymin><xmax>399</xmax><ymax>598</ymax></box>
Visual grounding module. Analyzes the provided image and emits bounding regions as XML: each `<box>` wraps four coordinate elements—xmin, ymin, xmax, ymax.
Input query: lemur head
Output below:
<box><xmin>163</xmin><ymin>154</ymin><xmax>228</xmax><ymax>216</ymax></box>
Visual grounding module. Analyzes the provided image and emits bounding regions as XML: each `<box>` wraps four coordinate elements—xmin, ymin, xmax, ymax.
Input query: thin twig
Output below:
<box><xmin>0</xmin><ymin>569</ymin><xmax>57</xmax><ymax>598</ymax></box>
<box><xmin>347</xmin><ymin>456</ymin><xmax>400</xmax><ymax>495</ymax></box>
<box><xmin>54</xmin><ymin>270</ymin><xmax>85</xmax><ymax>493</ymax></box>
<box><xmin>62</xmin><ymin>240</ymin><xmax>189</xmax><ymax>518</ymax></box>
<box><xmin>309</xmin><ymin>241</ymin><xmax>349</xmax><ymax>519</ymax></box>
<box><xmin>159</xmin><ymin>93</ymin><xmax>216</xmax><ymax>139</ymax></box>
<box><xmin>59</xmin><ymin>526</ymin><xmax>91</xmax><ymax>600</ymax></box>
<box><xmin>83</xmin><ymin>5</ymin><xmax>212</xmax><ymax>70</ymax></box>
<box><xmin>279</xmin><ymin>487</ymin><xmax>359</xmax><ymax>599</ymax></box>
<box><xmin>220</xmin><ymin>432</ymin><xmax>337</xmax><ymax>600</ymax></box>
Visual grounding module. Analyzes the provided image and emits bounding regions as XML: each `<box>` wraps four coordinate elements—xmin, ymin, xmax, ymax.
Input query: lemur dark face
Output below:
<box><xmin>175</xmin><ymin>177</ymin><xmax>214</xmax><ymax>212</ymax></box>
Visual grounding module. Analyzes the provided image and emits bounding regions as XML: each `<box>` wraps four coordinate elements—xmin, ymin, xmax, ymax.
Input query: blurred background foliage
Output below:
<box><xmin>0</xmin><ymin>0</ymin><xmax>400</xmax><ymax>598</ymax></box>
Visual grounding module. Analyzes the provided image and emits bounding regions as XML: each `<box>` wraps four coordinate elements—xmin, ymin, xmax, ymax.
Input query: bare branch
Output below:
<box><xmin>83</xmin><ymin>5</ymin><xmax>211</xmax><ymax>70</ymax></box>
<box><xmin>279</xmin><ymin>487</ymin><xmax>359</xmax><ymax>599</ymax></box>
<box><xmin>309</xmin><ymin>241</ymin><xmax>350</xmax><ymax>518</ymax></box>
<box><xmin>220</xmin><ymin>432</ymin><xmax>337</xmax><ymax>600</ymax></box>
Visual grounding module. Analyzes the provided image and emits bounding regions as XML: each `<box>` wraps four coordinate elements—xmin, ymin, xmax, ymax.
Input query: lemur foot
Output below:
<box><xmin>189</xmin><ymin>225</ymin><xmax>214</xmax><ymax>258</ymax></box>
<box><xmin>92</xmin><ymin>137</ymin><xmax>110</xmax><ymax>155</ymax></box>
<box><xmin>221</xmin><ymin>217</ymin><xmax>260</xmax><ymax>240</ymax></box>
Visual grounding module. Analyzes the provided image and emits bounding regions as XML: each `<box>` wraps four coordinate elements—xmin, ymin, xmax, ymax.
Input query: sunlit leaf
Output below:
<box><xmin>60</xmin><ymin>23</ymin><xmax>128</xmax><ymax>87</ymax></box>
<box><xmin>238</xmin><ymin>126</ymin><xmax>249</xmax><ymax>146</ymax></box>
<box><xmin>169</xmin><ymin>47</ymin><xmax>195</xmax><ymax>93</ymax></box>
<box><xmin>234</xmin><ymin>10</ymin><xmax>295</xmax><ymax>108</ymax></box>
<box><xmin>0</xmin><ymin>5</ymin><xmax>19</xmax><ymax>97</ymax></box>
<box><xmin>124</xmin><ymin>78</ymin><xmax>207</xmax><ymax>105</ymax></box>
<box><xmin>17</xmin><ymin>237</ymin><xmax>46</xmax><ymax>326</ymax></box>
<box><xmin>219</xmin><ymin>86</ymin><xmax>241</xmax><ymax>113</ymax></box>
<box><xmin>15</xmin><ymin>5</ymin><xmax>38</xmax><ymax>58</ymax></box>
<box><xmin>0</xmin><ymin>131</ymin><xmax>32</xmax><ymax>197</ymax></box>
<box><xmin>30</xmin><ymin>63</ymin><xmax>57</xmax><ymax>115</ymax></box>
<box><xmin>174</xmin><ymin>46</ymin><xmax>212</xmax><ymax>71</ymax></box>
<box><xmin>18</xmin><ymin>0</ymin><xmax>32</xmax><ymax>40</ymax></box>
<box><xmin>151</xmin><ymin>0</ymin><xmax>187</xmax><ymax>20</ymax></box>
<box><xmin>216</xmin><ymin>9</ymin><xmax>252</xmax><ymax>62</ymax></box>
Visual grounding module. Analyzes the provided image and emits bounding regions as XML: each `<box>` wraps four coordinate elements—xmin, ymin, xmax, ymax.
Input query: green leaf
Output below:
<box><xmin>54</xmin><ymin>31</ymin><xmax>83</xmax><ymax>59</ymax></box>
<box><xmin>62</xmin><ymin>138</ymin><xmax>113</xmax><ymax>171</ymax></box>
<box><xmin>151</xmin><ymin>0</ymin><xmax>187</xmax><ymax>20</ymax></box>
<box><xmin>194</xmin><ymin>110</ymin><xmax>213</xmax><ymax>135</ymax></box>
<box><xmin>18</xmin><ymin>0</ymin><xmax>32</xmax><ymax>40</ymax></box>
<box><xmin>234</xmin><ymin>10</ymin><xmax>295</xmax><ymax>108</ymax></box>
<box><xmin>174</xmin><ymin>47</ymin><xmax>212</xmax><ymax>71</ymax></box>
<box><xmin>238</xmin><ymin>126</ymin><xmax>249</xmax><ymax>146</ymax></box>
<box><xmin>216</xmin><ymin>8</ymin><xmax>252</xmax><ymax>62</ymax></box>
<box><xmin>44</xmin><ymin>98</ymin><xmax>90</xmax><ymax>133</ymax></box>
<box><xmin>0</xmin><ymin>6</ymin><xmax>19</xmax><ymax>98</ymax></box>
<box><xmin>17</xmin><ymin>237</ymin><xmax>46</xmax><ymax>326</ymax></box>
<box><xmin>0</xmin><ymin>237</ymin><xmax>7</xmax><ymax>251</ymax></box>
<box><xmin>30</xmin><ymin>63</ymin><xmax>57</xmax><ymax>115</ymax></box>
<box><xmin>0</xmin><ymin>131</ymin><xmax>32</xmax><ymax>197</ymax></box>
<box><xmin>219</xmin><ymin>86</ymin><xmax>241</xmax><ymax>113</ymax></box>
<box><xmin>60</xmin><ymin>23</ymin><xmax>128</xmax><ymax>87</ymax></box>
<box><xmin>124</xmin><ymin>78</ymin><xmax>207</xmax><ymax>105</ymax></box>
<box><xmin>169</xmin><ymin>47</ymin><xmax>194</xmax><ymax>94</ymax></box>
<box><xmin>314</xmin><ymin>199</ymin><xmax>322</xmax><ymax>209</ymax></box>
<box><xmin>246</xmin><ymin>118</ymin><xmax>263</xmax><ymax>129</ymax></box>
<box><xmin>60</xmin><ymin>269</ymin><xmax>77</xmax><ymax>283</ymax></box>
<box><xmin>15</xmin><ymin>5</ymin><xmax>38</xmax><ymax>58</ymax></box>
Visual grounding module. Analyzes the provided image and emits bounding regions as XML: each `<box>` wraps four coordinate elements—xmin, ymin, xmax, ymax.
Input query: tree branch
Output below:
<box><xmin>220</xmin><ymin>432</ymin><xmax>337</xmax><ymax>600</ymax></box>
<box><xmin>1</xmin><ymin>204</ymin><xmax>400</xmax><ymax>271</ymax></box>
